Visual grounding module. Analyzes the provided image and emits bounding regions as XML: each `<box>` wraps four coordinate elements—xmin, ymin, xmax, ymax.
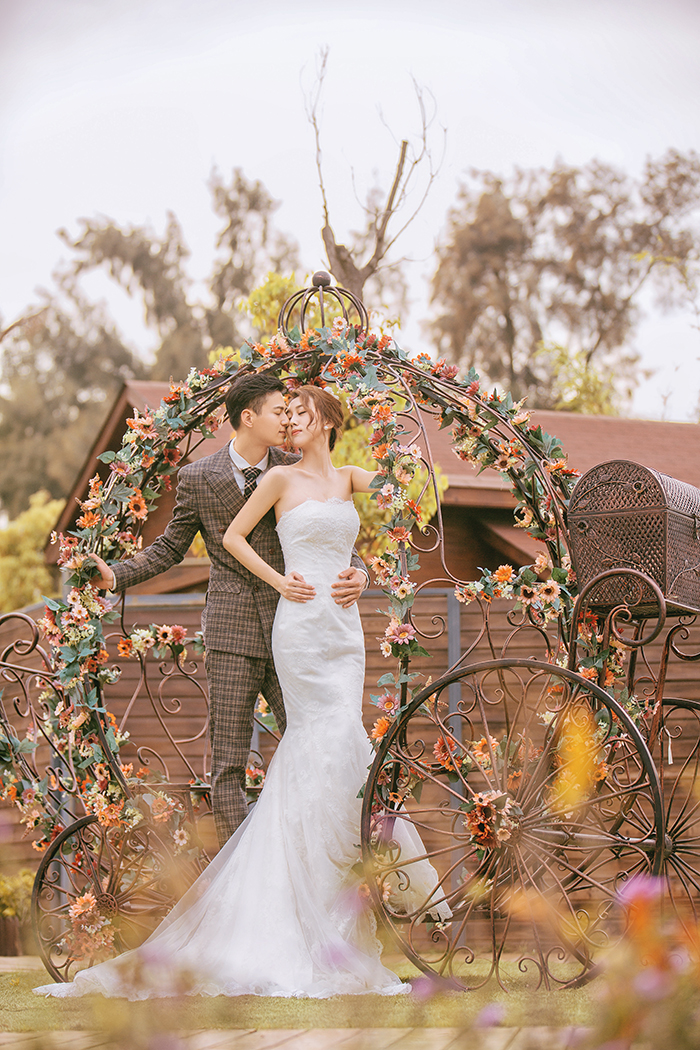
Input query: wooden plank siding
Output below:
<box><xmin>3</xmin><ymin>594</ymin><xmax>700</xmax><ymax>873</ymax></box>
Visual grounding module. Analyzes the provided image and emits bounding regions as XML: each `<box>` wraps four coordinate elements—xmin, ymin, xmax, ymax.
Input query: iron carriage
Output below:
<box><xmin>2</xmin><ymin>276</ymin><xmax>700</xmax><ymax>992</ymax></box>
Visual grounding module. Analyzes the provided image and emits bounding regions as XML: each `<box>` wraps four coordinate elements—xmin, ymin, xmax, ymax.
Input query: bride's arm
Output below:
<box><xmin>347</xmin><ymin>466</ymin><xmax>379</xmax><ymax>493</ymax></box>
<box><xmin>223</xmin><ymin>471</ymin><xmax>316</xmax><ymax>603</ymax></box>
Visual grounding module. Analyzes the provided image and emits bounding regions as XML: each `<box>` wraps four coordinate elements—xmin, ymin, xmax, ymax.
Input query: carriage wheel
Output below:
<box><xmin>361</xmin><ymin>659</ymin><xmax>664</xmax><ymax>991</ymax></box>
<box><xmin>32</xmin><ymin>816</ymin><xmax>202</xmax><ymax>982</ymax></box>
<box><xmin>656</xmin><ymin>699</ymin><xmax>700</xmax><ymax>928</ymax></box>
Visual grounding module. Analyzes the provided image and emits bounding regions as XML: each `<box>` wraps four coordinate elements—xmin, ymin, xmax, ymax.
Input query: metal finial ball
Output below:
<box><xmin>312</xmin><ymin>271</ymin><xmax>332</xmax><ymax>288</ymax></box>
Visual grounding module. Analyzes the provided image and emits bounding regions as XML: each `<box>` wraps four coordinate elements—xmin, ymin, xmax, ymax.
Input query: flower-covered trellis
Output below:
<box><xmin>6</xmin><ymin>276</ymin><xmax>693</xmax><ymax>991</ymax></box>
<box><xmin>0</xmin><ymin>313</ymin><xmax>599</xmax><ymax>858</ymax></box>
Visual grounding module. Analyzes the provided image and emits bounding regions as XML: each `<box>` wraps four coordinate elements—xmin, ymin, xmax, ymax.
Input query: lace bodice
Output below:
<box><xmin>276</xmin><ymin>498</ymin><xmax>360</xmax><ymax>587</ymax></box>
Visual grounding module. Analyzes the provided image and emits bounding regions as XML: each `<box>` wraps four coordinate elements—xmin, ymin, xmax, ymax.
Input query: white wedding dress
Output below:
<box><xmin>35</xmin><ymin>499</ymin><xmax>448</xmax><ymax>1000</ymax></box>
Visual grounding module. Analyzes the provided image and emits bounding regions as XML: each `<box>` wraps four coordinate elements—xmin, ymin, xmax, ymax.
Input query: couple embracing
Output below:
<box><xmin>36</xmin><ymin>372</ymin><xmax>449</xmax><ymax>1000</ymax></box>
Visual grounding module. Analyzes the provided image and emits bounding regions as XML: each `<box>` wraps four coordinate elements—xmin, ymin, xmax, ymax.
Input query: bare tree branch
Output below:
<box><xmin>303</xmin><ymin>46</ymin><xmax>331</xmax><ymax>227</ymax></box>
<box><xmin>0</xmin><ymin>308</ymin><xmax>48</xmax><ymax>345</ymax></box>
<box><xmin>305</xmin><ymin>55</ymin><xmax>445</xmax><ymax>303</ymax></box>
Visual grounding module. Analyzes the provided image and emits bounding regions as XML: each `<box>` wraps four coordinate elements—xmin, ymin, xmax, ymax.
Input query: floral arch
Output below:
<box><xmin>8</xmin><ymin>276</ymin><xmax>666</xmax><ymax>988</ymax></box>
<box><xmin>1</xmin><ymin>277</ymin><xmax>583</xmax><ymax>853</ymax></box>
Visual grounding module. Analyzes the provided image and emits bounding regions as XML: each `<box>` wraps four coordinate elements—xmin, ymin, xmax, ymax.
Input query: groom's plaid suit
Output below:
<box><xmin>111</xmin><ymin>444</ymin><xmax>365</xmax><ymax>845</ymax></box>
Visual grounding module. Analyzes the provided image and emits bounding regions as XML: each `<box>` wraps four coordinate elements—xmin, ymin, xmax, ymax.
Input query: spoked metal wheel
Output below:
<box><xmin>656</xmin><ymin>699</ymin><xmax>700</xmax><ymax>928</ymax></box>
<box><xmin>32</xmin><ymin>815</ymin><xmax>203</xmax><ymax>982</ymax></box>
<box><xmin>361</xmin><ymin>659</ymin><xmax>664</xmax><ymax>991</ymax></box>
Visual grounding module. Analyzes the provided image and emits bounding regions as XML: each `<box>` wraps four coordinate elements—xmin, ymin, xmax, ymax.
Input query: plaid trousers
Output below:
<box><xmin>205</xmin><ymin>647</ymin><xmax>287</xmax><ymax>846</ymax></box>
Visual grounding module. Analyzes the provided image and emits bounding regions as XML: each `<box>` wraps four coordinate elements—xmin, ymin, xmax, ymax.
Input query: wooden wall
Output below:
<box><xmin>3</xmin><ymin>591</ymin><xmax>700</xmax><ymax>873</ymax></box>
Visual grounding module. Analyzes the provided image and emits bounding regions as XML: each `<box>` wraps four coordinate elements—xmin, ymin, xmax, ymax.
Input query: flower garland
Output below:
<box><xmin>2</xmin><ymin>314</ymin><xmax>607</xmax><ymax>860</ymax></box>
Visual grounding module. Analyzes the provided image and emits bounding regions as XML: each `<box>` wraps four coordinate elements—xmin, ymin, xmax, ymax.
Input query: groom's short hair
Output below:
<box><xmin>225</xmin><ymin>372</ymin><xmax>287</xmax><ymax>429</ymax></box>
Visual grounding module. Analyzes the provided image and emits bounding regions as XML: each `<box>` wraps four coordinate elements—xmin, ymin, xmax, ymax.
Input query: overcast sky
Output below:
<box><xmin>1</xmin><ymin>0</ymin><xmax>699</xmax><ymax>420</ymax></box>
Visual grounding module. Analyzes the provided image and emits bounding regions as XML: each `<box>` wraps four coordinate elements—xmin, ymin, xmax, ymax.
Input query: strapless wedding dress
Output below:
<box><xmin>35</xmin><ymin>499</ymin><xmax>446</xmax><ymax>1000</ymax></box>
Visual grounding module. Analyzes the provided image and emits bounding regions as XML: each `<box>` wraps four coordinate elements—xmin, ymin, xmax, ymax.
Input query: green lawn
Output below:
<box><xmin>0</xmin><ymin>960</ymin><xmax>595</xmax><ymax>1035</ymax></box>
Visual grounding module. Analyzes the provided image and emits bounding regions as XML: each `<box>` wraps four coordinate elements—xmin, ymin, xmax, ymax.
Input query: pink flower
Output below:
<box><xmin>385</xmin><ymin>622</ymin><xmax>416</xmax><ymax>646</ymax></box>
<box><xmin>170</xmin><ymin>625</ymin><xmax>187</xmax><ymax>644</ymax></box>
<box><xmin>376</xmin><ymin>483</ymin><xmax>396</xmax><ymax>510</ymax></box>
<box><xmin>394</xmin><ymin>463</ymin><xmax>413</xmax><ymax>484</ymax></box>
<box><xmin>375</xmin><ymin>692</ymin><xmax>399</xmax><ymax>715</ymax></box>
<box><xmin>110</xmin><ymin>460</ymin><xmax>132</xmax><ymax>477</ymax></box>
<box><xmin>616</xmin><ymin>874</ymin><xmax>664</xmax><ymax>907</ymax></box>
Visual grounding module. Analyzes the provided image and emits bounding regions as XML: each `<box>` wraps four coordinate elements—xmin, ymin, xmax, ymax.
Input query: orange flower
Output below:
<box><xmin>371</xmin><ymin>716</ymin><xmax>392</xmax><ymax>740</ymax></box>
<box><xmin>387</xmin><ymin>526</ymin><xmax>411</xmax><ymax>544</ymax></box>
<box><xmin>128</xmin><ymin>490</ymin><xmax>148</xmax><ymax>520</ymax></box>
<box><xmin>163</xmin><ymin>382</ymin><xmax>191</xmax><ymax>404</ymax></box>
<box><xmin>372</xmin><ymin>443</ymin><xmax>391</xmax><ymax>460</ymax></box>
<box><xmin>339</xmin><ymin>352</ymin><xmax>364</xmax><ymax>369</ymax></box>
<box><xmin>118</xmin><ymin>638</ymin><xmax>134</xmax><ymax>658</ymax></box>
<box><xmin>493</xmin><ymin>565</ymin><xmax>515</xmax><ymax>583</ymax></box>
<box><xmin>77</xmin><ymin>510</ymin><xmax>101</xmax><ymax>528</ymax></box>
<box><xmin>433</xmin><ymin>735</ymin><xmax>462</xmax><ymax>771</ymax></box>
<box><xmin>371</xmin><ymin>404</ymin><xmax>393</xmax><ymax>423</ymax></box>
<box><xmin>162</xmin><ymin>447</ymin><xmax>182</xmax><ymax>465</ymax></box>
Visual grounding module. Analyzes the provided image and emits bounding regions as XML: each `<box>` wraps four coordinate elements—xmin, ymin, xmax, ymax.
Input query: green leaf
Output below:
<box><xmin>41</xmin><ymin>596</ymin><xmax>64</xmax><ymax>612</ymax></box>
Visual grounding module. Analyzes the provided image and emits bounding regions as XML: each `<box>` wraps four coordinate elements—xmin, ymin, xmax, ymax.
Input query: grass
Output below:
<box><xmin>0</xmin><ymin>957</ymin><xmax>596</xmax><ymax>1034</ymax></box>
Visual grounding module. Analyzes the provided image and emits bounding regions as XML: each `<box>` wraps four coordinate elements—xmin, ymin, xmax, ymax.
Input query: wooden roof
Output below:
<box><xmin>48</xmin><ymin>380</ymin><xmax>700</xmax><ymax>585</ymax></box>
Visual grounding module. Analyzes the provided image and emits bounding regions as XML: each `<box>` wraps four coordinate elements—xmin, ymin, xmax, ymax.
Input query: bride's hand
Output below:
<box><xmin>277</xmin><ymin>571</ymin><xmax>316</xmax><ymax>603</ymax></box>
<box><xmin>331</xmin><ymin>567</ymin><xmax>367</xmax><ymax>608</ymax></box>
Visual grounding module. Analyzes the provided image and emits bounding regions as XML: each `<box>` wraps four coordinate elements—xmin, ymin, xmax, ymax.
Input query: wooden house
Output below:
<box><xmin>3</xmin><ymin>380</ymin><xmax>700</xmax><ymax>869</ymax></box>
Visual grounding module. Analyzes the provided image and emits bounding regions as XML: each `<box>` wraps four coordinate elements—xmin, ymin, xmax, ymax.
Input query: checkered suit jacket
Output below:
<box><xmin>112</xmin><ymin>445</ymin><xmax>366</xmax><ymax>658</ymax></box>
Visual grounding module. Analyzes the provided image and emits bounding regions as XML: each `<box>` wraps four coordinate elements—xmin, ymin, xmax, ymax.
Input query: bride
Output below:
<box><xmin>35</xmin><ymin>384</ymin><xmax>448</xmax><ymax>1000</ymax></box>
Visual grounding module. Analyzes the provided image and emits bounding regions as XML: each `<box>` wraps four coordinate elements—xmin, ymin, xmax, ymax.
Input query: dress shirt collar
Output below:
<box><xmin>228</xmin><ymin>441</ymin><xmax>269</xmax><ymax>472</ymax></box>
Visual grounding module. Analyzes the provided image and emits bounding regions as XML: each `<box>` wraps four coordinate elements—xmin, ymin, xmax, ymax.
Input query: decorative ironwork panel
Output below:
<box><xmin>569</xmin><ymin>460</ymin><xmax>700</xmax><ymax>615</ymax></box>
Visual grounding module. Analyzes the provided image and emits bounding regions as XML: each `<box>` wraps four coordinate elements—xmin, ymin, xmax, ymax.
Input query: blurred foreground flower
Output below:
<box><xmin>583</xmin><ymin>875</ymin><xmax>700</xmax><ymax>1050</ymax></box>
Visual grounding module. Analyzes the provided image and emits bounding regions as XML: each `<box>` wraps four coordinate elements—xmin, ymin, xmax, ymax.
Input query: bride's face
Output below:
<box><xmin>287</xmin><ymin>397</ymin><xmax>325</xmax><ymax>449</ymax></box>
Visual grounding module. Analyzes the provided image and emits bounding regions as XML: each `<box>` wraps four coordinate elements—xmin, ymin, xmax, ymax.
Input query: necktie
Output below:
<box><xmin>242</xmin><ymin>466</ymin><xmax>262</xmax><ymax>501</ymax></box>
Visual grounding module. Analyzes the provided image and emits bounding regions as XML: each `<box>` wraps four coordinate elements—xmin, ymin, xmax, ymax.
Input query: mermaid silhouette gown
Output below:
<box><xmin>35</xmin><ymin>499</ymin><xmax>448</xmax><ymax>999</ymax></box>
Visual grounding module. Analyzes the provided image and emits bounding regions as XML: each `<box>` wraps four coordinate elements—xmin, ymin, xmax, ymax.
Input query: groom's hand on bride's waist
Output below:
<box><xmin>331</xmin><ymin>567</ymin><xmax>368</xmax><ymax>608</ymax></box>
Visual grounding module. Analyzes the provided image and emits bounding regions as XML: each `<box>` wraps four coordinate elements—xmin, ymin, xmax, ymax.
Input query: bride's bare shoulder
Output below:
<box><xmin>337</xmin><ymin>464</ymin><xmax>377</xmax><ymax>493</ymax></box>
<box><xmin>255</xmin><ymin>464</ymin><xmax>296</xmax><ymax>498</ymax></box>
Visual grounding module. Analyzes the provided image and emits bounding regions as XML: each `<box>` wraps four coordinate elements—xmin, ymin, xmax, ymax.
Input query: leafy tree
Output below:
<box><xmin>0</xmin><ymin>292</ymin><xmax>146</xmax><ymax>517</ymax></box>
<box><xmin>0</xmin><ymin>169</ymin><xmax>298</xmax><ymax>516</ymax></box>
<box><xmin>61</xmin><ymin>169</ymin><xmax>298</xmax><ymax>380</ymax></box>
<box><xmin>431</xmin><ymin>150</ymin><xmax>700</xmax><ymax>408</ymax></box>
<box><xmin>0</xmin><ymin>491</ymin><xmax>65</xmax><ymax>611</ymax></box>
<box><xmin>240</xmin><ymin>272</ymin><xmax>300</xmax><ymax>341</ymax></box>
<box><xmin>535</xmin><ymin>343</ymin><xmax>621</xmax><ymax>415</ymax></box>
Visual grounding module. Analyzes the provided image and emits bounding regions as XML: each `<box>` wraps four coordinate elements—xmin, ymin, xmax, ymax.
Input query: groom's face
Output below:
<box><xmin>245</xmin><ymin>391</ymin><xmax>290</xmax><ymax>448</ymax></box>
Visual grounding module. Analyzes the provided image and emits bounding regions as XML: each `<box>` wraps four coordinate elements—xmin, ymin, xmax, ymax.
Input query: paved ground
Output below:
<box><xmin>0</xmin><ymin>960</ymin><xmax>41</xmax><ymax>973</ymax></box>
<box><xmin>0</xmin><ymin>1029</ymin><xmax>588</xmax><ymax>1048</ymax></box>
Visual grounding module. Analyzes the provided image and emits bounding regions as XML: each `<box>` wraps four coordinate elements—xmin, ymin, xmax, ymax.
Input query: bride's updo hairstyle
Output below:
<box><xmin>292</xmin><ymin>386</ymin><xmax>345</xmax><ymax>451</ymax></box>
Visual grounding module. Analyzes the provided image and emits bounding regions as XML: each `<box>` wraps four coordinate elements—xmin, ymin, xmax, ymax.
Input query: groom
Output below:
<box><xmin>90</xmin><ymin>372</ymin><xmax>369</xmax><ymax>845</ymax></box>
